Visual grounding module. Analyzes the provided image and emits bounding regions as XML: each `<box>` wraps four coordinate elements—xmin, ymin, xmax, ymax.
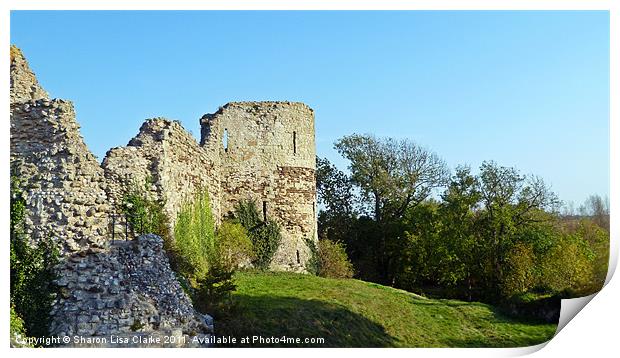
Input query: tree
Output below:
<box><xmin>334</xmin><ymin>134</ymin><xmax>449</xmax><ymax>283</ymax></box>
<box><xmin>581</xmin><ymin>194</ymin><xmax>609</xmax><ymax>231</ymax></box>
<box><xmin>438</xmin><ymin>166</ymin><xmax>483</xmax><ymax>298</ymax></box>
<box><xmin>476</xmin><ymin>161</ymin><xmax>560</xmax><ymax>295</ymax></box>
<box><xmin>316</xmin><ymin>156</ymin><xmax>357</xmax><ymax>219</ymax></box>
<box><xmin>334</xmin><ymin>134</ymin><xmax>449</xmax><ymax>223</ymax></box>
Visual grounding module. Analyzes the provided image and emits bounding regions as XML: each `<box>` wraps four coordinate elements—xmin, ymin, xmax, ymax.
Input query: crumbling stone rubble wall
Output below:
<box><xmin>103</xmin><ymin>103</ymin><xmax>318</xmax><ymax>272</ymax></box>
<box><xmin>10</xmin><ymin>45</ymin><xmax>319</xmax><ymax>346</ymax></box>
<box><xmin>10</xmin><ymin>45</ymin><xmax>48</xmax><ymax>104</ymax></box>
<box><xmin>51</xmin><ymin>234</ymin><xmax>212</xmax><ymax>347</ymax></box>
<box><xmin>200</xmin><ymin>102</ymin><xmax>318</xmax><ymax>271</ymax></box>
<box><xmin>102</xmin><ymin>118</ymin><xmax>221</xmax><ymax>229</ymax></box>
<box><xmin>10</xmin><ymin>47</ymin><xmax>110</xmax><ymax>254</ymax></box>
<box><xmin>10</xmin><ymin>47</ymin><xmax>211</xmax><ymax>345</ymax></box>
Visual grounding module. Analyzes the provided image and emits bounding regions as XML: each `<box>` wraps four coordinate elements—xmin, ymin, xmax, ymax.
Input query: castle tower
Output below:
<box><xmin>200</xmin><ymin>101</ymin><xmax>318</xmax><ymax>271</ymax></box>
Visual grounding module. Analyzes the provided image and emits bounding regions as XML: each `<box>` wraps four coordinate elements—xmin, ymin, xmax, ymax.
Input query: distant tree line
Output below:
<box><xmin>317</xmin><ymin>134</ymin><xmax>609</xmax><ymax>306</ymax></box>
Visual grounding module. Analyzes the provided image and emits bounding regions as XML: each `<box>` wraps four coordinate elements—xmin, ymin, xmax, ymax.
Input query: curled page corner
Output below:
<box><xmin>515</xmin><ymin>293</ymin><xmax>600</xmax><ymax>356</ymax></box>
<box><xmin>555</xmin><ymin>293</ymin><xmax>597</xmax><ymax>335</ymax></box>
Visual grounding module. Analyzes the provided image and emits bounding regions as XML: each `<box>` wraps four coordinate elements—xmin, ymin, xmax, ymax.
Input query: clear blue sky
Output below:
<box><xmin>10</xmin><ymin>10</ymin><xmax>609</xmax><ymax>206</ymax></box>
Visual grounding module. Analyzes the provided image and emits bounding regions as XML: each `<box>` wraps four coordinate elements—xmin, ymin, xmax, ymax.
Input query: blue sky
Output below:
<box><xmin>10</xmin><ymin>10</ymin><xmax>609</xmax><ymax>206</ymax></box>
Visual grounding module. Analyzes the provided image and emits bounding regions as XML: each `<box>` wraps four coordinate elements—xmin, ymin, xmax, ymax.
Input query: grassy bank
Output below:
<box><xmin>215</xmin><ymin>271</ymin><xmax>557</xmax><ymax>347</ymax></box>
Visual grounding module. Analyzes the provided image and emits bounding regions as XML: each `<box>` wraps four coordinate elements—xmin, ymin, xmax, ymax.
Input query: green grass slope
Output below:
<box><xmin>216</xmin><ymin>271</ymin><xmax>557</xmax><ymax>347</ymax></box>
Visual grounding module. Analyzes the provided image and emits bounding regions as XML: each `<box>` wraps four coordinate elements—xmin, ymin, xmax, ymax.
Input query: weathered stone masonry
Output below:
<box><xmin>10</xmin><ymin>46</ymin><xmax>211</xmax><ymax>345</ymax></box>
<box><xmin>104</xmin><ymin>103</ymin><xmax>319</xmax><ymax>271</ymax></box>
<box><xmin>51</xmin><ymin>234</ymin><xmax>212</xmax><ymax>346</ymax></box>
<box><xmin>102</xmin><ymin>118</ymin><xmax>222</xmax><ymax>232</ymax></box>
<box><xmin>10</xmin><ymin>47</ymin><xmax>110</xmax><ymax>254</ymax></box>
<box><xmin>10</xmin><ymin>45</ymin><xmax>318</xmax><ymax>344</ymax></box>
<box><xmin>200</xmin><ymin>102</ymin><xmax>318</xmax><ymax>271</ymax></box>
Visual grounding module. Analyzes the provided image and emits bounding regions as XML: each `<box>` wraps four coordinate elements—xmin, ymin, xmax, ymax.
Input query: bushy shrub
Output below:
<box><xmin>173</xmin><ymin>189</ymin><xmax>216</xmax><ymax>284</ymax></box>
<box><xmin>121</xmin><ymin>177</ymin><xmax>168</xmax><ymax>237</ymax></box>
<box><xmin>317</xmin><ymin>239</ymin><xmax>355</xmax><ymax>279</ymax></box>
<box><xmin>10</xmin><ymin>174</ymin><xmax>59</xmax><ymax>341</ymax></box>
<box><xmin>215</xmin><ymin>221</ymin><xmax>254</xmax><ymax>270</ymax></box>
<box><xmin>233</xmin><ymin>200</ymin><xmax>282</xmax><ymax>269</ymax></box>
<box><xmin>539</xmin><ymin>233</ymin><xmax>594</xmax><ymax>293</ymax></box>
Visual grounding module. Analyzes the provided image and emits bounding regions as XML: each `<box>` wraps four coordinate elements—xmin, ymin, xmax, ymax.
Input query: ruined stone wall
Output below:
<box><xmin>10</xmin><ymin>47</ymin><xmax>110</xmax><ymax>253</ymax></box>
<box><xmin>102</xmin><ymin>118</ymin><xmax>221</xmax><ymax>230</ymax></box>
<box><xmin>50</xmin><ymin>234</ymin><xmax>212</xmax><ymax>347</ymax></box>
<box><xmin>10</xmin><ymin>47</ymin><xmax>213</xmax><ymax>345</ymax></box>
<box><xmin>10</xmin><ymin>45</ymin><xmax>49</xmax><ymax>104</ymax></box>
<box><xmin>200</xmin><ymin>102</ymin><xmax>317</xmax><ymax>271</ymax></box>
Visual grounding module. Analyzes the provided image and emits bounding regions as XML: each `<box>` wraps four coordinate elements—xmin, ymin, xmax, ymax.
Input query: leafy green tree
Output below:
<box><xmin>334</xmin><ymin>134</ymin><xmax>449</xmax><ymax>283</ymax></box>
<box><xmin>316</xmin><ymin>156</ymin><xmax>365</xmax><ymax>276</ymax></box>
<box><xmin>559</xmin><ymin>219</ymin><xmax>608</xmax><ymax>294</ymax></box>
<box><xmin>391</xmin><ymin>202</ymin><xmax>442</xmax><ymax>289</ymax></box>
<box><xmin>539</xmin><ymin>233</ymin><xmax>594</xmax><ymax>293</ymax></box>
<box><xmin>437</xmin><ymin>167</ymin><xmax>482</xmax><ymax>297</ymax></box>
<box><xmin>316</xmin><ymin>156</ymin><xmax>359</xmax><ymax>243</ymax></box>
<box><xmin>476</xmin><ymin>161</ymin><xmax>559</xmax><ymax>296</ymax></box>
<box><xmin>316</xmin><ymin>156</ymin><xmax>358</xmax><ymax>219</ymax></box>
<box><xmin>502</xmin><ymin>242</ymin><xmax>537</xmax><ymax>296</ymax></box>
<box><xmin>334</xmin><ymin>134</ymin><xmax>449</xmax><ymax>223</ymax></box>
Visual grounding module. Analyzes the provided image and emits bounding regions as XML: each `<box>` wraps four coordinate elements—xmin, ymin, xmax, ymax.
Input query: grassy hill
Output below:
<box><xmin>215</xmin><ymin>271</ymin><xmax>557</xmax><ymax>347</ymax></box>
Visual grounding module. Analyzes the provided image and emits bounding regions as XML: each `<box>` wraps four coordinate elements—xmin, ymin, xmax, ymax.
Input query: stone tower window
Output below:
<box><xmin>223</xmin><ymin>128</ymin><xmax>229</xmax><ymax>152</ymax></box>
<box><xmin>296</xmin><ymin>250</ymin><xmax>300</xmax><ymax>264</ymax></box>
<box><xmin>293</xmin><ymin>131</ymin><xmax>297</xmax><ymax>155</ymax></box>
<box><xmin>262</xmin><ymin>201</ymin><xmax>267</xmax><ymax>221</ymax></box>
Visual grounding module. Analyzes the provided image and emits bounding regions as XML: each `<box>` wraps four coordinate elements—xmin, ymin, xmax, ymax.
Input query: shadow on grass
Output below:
<box><xmin>214</xmin><ymin>294</ymin><xmax>398</xmax><ymax>347</ymax></box>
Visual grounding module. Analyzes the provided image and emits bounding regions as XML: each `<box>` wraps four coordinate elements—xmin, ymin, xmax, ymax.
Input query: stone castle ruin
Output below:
<box><xmin>9</xmin><ymin>45</ymin><xmax>317</xmax><ymax>344</ymax></box>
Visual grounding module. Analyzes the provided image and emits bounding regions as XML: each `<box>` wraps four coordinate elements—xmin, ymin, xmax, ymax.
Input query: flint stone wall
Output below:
<box><xmin>10</xmin><ymin>47</ymin><xmax>212</xmax><ymax>346</ymax></box>
<box><xmin>51</xmin><ymin>234</ymin><xmax>212</xmax><ymax>347</ymax></box>
<box><xmin>10</xmin><ymin>99</ymin><xmax>111</xmax><ymax>253</ymax></box>
<box><xmin>10</xmin><ymin>45</ymin><xmax>320</xmax><ymax>348</ymax></box>
<box><xmin>10</xmin><ymin>46</ymin><xmax>110</xmax><ymax>254</ymax></box>
<box><xmin>10</xmin><ymin>45</ymin><xmax>49</xmax><ymax>104</ymax></box>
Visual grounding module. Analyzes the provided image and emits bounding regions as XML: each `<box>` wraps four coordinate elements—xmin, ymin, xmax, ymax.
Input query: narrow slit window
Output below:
<box><xmin>223</xmin><ymin>128</ymin><xmax>229</xmax><ymax>152</ymax></box>
<box><xmin>296</xmin><ymin>250</ymin><xmax>301</xmax><ymax>264</ymax></box>
<box><xmin>262</xmin><ymin>201</ymin><xmax>267</xmax><ymax>221</ymax></box>
<box><xmin>313</xmin><ymin>201</ymin><xmax>316</xmax><ymax>217</ymax></box>
<box><xmin>293</xmin><ymin>131</ymin><xmax>297</xmax><ymax>154</ymax></box>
